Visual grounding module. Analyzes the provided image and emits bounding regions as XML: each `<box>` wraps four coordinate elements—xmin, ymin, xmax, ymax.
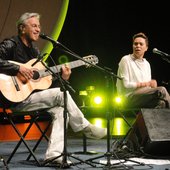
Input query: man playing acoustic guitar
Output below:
<box><xmin>0</xmin><ymin>12</ymin><xmax>107</xmax><ymax>165</ymax></box>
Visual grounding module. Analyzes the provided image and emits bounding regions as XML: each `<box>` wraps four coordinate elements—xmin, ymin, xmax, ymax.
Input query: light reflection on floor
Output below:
<box><xmin>80</xmin><ymin>106</ymin><xmax>137</xmax><ymax>137</ymax></box>
<box><xmin>88</xmin><ymin>116</ymin><xmax>135</xmax><ymax>136</ymax></box>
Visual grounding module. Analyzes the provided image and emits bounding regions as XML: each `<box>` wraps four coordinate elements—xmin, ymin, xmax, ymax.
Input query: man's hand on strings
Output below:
<box><xmin>61</xmin><ymin>64</ymin><xmax>71</xmax><ymax>80</ymax></box>
<box><xmin>17</xmin><ymin>65</ymin><xmax>34</xmax><ymax>83</ymax></box>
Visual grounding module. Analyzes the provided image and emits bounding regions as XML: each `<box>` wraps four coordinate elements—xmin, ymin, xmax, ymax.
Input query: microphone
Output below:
<box><xmin>40</xmin><ymin>33</ymin><xmax>75</xmax><ymax>54</ymax></box>
<box><xmin>39</xmin><ymin>33</ymin><xmax>60</xmax><ymax>46</ymax></box>
<box><xmin>152</xmin><ymin>48</ymin><xmax>170</xmax><ymax>57</ymax></box>
<box><xmin>31</xmin><ymin>53</ymin><xmax>48</xmax><ymax>66</ymax></box>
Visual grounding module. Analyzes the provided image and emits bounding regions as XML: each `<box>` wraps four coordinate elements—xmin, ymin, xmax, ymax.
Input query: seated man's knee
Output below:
<box><xmin>157</xmin><ymin>86</ymin><xmax>168</xmax><ymax>97</ymax></box>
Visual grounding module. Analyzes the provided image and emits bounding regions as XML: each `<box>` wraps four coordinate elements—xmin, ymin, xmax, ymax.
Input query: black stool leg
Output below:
<box><xmin>26</xmin><ymin>119</ymin><xmax>51</xmax><ymax>161</ymax></box>
<box><xmin>6</xmin><ymin>115</ymin><xmax>41</xmax><ymax>165</ymax></box>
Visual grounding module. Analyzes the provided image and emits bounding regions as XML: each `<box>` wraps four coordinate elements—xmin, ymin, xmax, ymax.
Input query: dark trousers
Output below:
<box><xmin>127</xmin><ymin>86</ymin><xmax>170</xmax><ymax>108</ymax></box>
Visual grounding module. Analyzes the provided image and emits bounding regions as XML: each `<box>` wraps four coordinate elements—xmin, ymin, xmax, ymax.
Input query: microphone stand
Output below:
<box><xmin>52</xmin><ymin>41</ymin><xmax>121</xmax><ymax>80</ymax></box>
<box><xmin>0</xmin><ymin>156</ymin><xmax>8</xmax><ymax>170</ymax></box>
<box><xmin>40</xmin><ymin>52</ymin><xmax>96</xmax><ymax>168</ymax></box>
<box><xmin>42</xmin><ymin>38</ymin><xmax>132</xmax><ymax>169</ymax></box>
<box><xmin>49</xmin><ymin>40</ymin><xmax>146</xmax><ymax>169</ymax></box>
<box><xmin>40</xmin><ymin>35</ymin><xmax>144</xmax><ymax>169</ymax></box>
<box><xmin>159</xmin><ymin>55</ymin><xmax>170</xmax><ymax>64</ymax></box>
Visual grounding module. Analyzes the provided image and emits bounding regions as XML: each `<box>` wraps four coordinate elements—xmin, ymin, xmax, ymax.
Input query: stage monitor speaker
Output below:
<box><xmin>127</xmin><ymin>108</ymin><xmax>170</xmax><ymax>156</ymax></box>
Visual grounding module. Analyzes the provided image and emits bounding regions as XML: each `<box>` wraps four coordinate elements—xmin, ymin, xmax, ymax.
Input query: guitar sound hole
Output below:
<box><xmin>33</xmin><ymin>71</ymin><xmax>40</xmax><ymax>80</ymax></box>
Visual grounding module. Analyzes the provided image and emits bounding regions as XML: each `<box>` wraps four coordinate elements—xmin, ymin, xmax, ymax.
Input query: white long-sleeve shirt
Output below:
<box><xmin>116</xmin><ymin>54</ymin><xmax>151</xmax><ymax>97</ymax></box>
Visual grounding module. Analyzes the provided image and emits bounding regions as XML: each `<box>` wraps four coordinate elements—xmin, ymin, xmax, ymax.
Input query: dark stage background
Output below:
<box><xmin>55</xmin><ymin>1</ymin><xmax>170</xmax><ymax>98</ymax></box>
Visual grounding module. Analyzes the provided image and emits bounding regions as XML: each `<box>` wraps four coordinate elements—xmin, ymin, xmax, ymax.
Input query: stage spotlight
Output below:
<box><xmin>113</xmin><ymin>96</ymin><xmax>126</xmax><ymax>108</ymax></box>
<box><xmin>115</xmin><ymin>96</ymin><xmax>122</xmax><ymax>104</ymax></box>
<box><xmin>94</xmin><ymin>96</ymin><xmax>102</xmax><ymax>105</ymax></box>
<box><xmin>90</xmin><ymin>94</ymin><xmax>105</xmax><ymax>106</ymax></box>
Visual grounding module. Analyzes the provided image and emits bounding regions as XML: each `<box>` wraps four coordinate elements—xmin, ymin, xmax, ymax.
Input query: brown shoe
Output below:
<box><xmin>83</xmin><ymin>124</ymin><xmax>107</xmax><ymax>139</ymax></box>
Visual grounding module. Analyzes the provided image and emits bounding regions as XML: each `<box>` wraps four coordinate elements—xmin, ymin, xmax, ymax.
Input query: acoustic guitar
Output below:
<box><xmin>0</xmin><ymin>55</ymin><xmax>98</xmax><ymax>103</ymax></box>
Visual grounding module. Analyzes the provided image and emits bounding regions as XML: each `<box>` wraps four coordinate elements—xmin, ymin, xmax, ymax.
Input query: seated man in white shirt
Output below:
<box><xmin>116</xmin><ymin>32</ymin><xmax>170</xmax><ymax>108</ymax></box>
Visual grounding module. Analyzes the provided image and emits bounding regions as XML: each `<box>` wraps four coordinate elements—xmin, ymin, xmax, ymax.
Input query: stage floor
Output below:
<box><xmin>1</xmin><ymin>135</ymin><xmax>170</xmax><ymax>170</ymax></box>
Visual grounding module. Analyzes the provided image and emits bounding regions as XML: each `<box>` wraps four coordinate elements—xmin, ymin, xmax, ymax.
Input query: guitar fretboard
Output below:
<box><xmin>38</xmin><ymin>59</ymin><xmax>85</xmax><ymax>78</ymax></box>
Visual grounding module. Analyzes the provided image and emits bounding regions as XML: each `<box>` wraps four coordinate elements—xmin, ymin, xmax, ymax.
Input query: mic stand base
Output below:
<box><xmin>41</xmin><ymin>152</ymin><xmax>96</xmax><ymax>168</ymax></box>
<box><xmin>84</xmin><ymin>75</ymin><xmax>145</xmax><ymax>169</ymax></box>
<box><xmin>38</xmin><ymin>57</ymin><xmax>96</xmax><ymax>169</ymax></box>
<box><xmin>40</xmin><ymin>90</ymin><xmax>96</xmax><ymax>169</ymax></box>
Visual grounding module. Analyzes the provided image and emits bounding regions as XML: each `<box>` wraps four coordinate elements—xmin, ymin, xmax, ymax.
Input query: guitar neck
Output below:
<box><xmin>39</xmin><ymin>59</ymin><xmax>85</xmax><ymax>77</ymax></box>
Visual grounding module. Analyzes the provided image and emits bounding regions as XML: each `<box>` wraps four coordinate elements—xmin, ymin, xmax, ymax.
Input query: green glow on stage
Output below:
<box><xmin>42</xmin><ymin>0</ymin><xmax>69</xmax><ymax>61</ymax></box>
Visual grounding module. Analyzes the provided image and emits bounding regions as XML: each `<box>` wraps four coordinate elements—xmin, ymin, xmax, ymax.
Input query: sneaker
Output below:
<box><xmin>83</xmin><ymin>124</ymin><xmax>107</xmax><ymax>139</ymax></box>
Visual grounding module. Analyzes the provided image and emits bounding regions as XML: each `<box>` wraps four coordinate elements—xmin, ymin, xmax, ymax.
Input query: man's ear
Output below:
<box><xmin>19</xmin><ymin>24</ymin><xmax>25</xmax><ymax>34</ymax></box>
<box><xmin>145</xmin><ymin>46</ymin><xmax>148</xmax><ymax>52</ymax></box>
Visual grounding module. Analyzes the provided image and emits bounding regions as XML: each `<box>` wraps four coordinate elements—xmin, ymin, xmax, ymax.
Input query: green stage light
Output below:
<box><xmin>42</xmin><ymin>0</ymin><xmax>69</xmax><ymax>61</ymax></box>
<box><xmin>90</xmin><ymin>91</ymin><xmax>106</xmax><ymax>106</ymax></box>
<box><xmin>115</xmin><ymin>96</ymin><xmax>122</xmax><ymax>104</ymax></box>
<box><xmin>113</xmin><ymin>96</ymin><xmax>126</xmax><ymax>108</ymax></box>
<box><xmin>81</xmin><ymin>86</ymin><xmax>105</xmax><ymax>106</ymax></box>
<box><xmin>94</xmin><ymin>96</ymin><xmax>102</xmax><ymax>105</ymax></box>
<box><xmin>58</xmin><ymin>55</ymin><xmax>69</xmax><ymax>64</ymax></box>
<box><xmin>79</xmin><ymin>90</ymin><xmax>88</xmax><ymax>96</ymax></box>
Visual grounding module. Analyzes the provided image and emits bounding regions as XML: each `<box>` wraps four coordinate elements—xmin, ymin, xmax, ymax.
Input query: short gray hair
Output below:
<box><xmin>16</xmin><ymin>12</ymin><xmax>40</xmax><ymax>34</ymax></box>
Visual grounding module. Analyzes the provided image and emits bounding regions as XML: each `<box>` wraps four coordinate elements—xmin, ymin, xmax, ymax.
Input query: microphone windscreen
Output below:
<box><xmin>39</xmin><ymin>33</ymin><xmax>46</xmax><ymax>39</ymax></box>
<box><xmin>152</xmin><ymin>48</ymin><xmax>158</xmax><ymax>53</ymax></box>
